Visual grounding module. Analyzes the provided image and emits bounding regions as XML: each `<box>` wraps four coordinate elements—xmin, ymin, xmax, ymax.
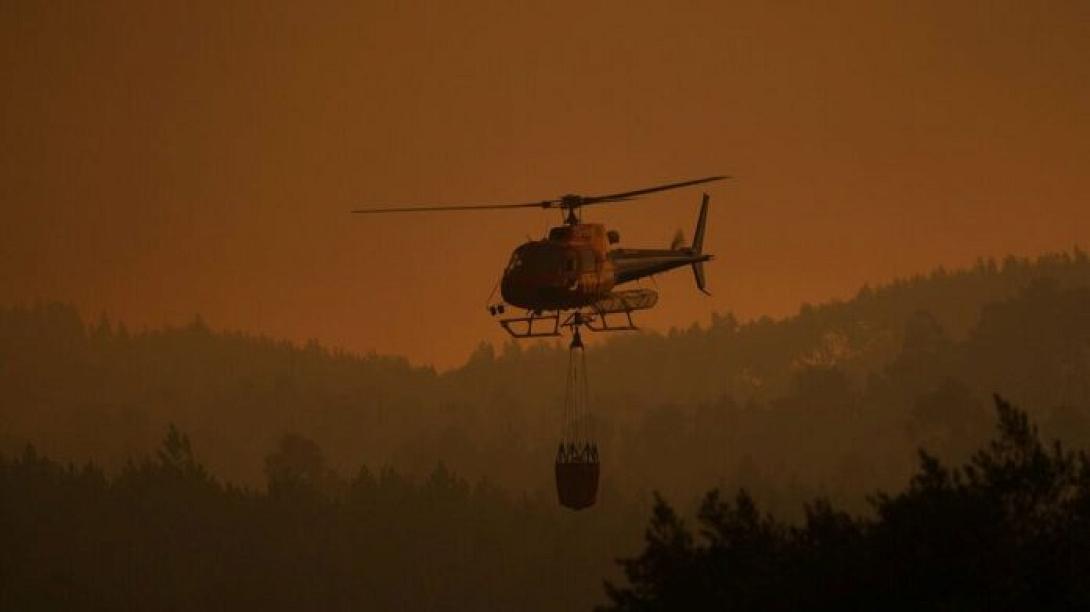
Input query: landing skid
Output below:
<box><xmin>498</xmin><ymin>311</ymin><xmax>562</xmax><ymax>338</ymax></box>
<box><xmin>497</xmin><ymin>307</ymin><xmax>640</xmax><ymax>338</ymax></box>
<box><xmin>582</xmin><ymin>308</ymin><xmax>639</xmax><ymax>332</ymax></box>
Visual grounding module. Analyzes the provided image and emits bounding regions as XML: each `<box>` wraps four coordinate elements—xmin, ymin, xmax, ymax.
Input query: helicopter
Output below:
<box><xmin>352</xmin><ymin>176</ymin><xmax>727</xmax><ymax>338</ymax></box>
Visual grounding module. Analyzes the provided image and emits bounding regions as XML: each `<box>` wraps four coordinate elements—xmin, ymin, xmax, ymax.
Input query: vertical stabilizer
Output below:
<box><xmin>692</xmin><ymin>194</ymin><xmax>710</xmax><ymax>295</ymax></box>
<box><xmin>692</xmin><ymin>193</ymin><xmax>709</xmax><ymax>254</ymax></box>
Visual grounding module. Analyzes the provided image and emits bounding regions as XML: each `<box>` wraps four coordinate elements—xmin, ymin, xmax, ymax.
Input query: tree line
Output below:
<box><xmin>3</xmin><ymin>396</ymin><xmax>1087</xmax><ymax>609</ymax></box>
<box><xmin>0</xmin><ymin>426</ymin><xmax>640</xmax><ymax>611</ymax></box>
<box><xmin>602</xmin><ymin>396</ymin><xmax>1090</xmax><ymax>610</ymax></box>
<box><xmin>3</xmin><ymin>251</ymin><xmax>1089</xmax><ymax>513</ymax></box>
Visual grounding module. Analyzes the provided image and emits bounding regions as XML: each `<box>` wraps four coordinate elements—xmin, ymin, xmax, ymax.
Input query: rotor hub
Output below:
<box><xmin>560</xmin><ymin>195</ymin><xmax>584</xmax><ymax>225</ymax></box>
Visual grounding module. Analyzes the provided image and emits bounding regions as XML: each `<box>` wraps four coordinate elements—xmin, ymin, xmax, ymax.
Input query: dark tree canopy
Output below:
<box><xmin>4</xmin><ymin>252</ymin><xmax>1090</xmax><ymax>609</ymax></box>
<box><xmin>601</xmin><ymin>396</ymin><xmax>1090</xmax><ymax>611</ymax></box>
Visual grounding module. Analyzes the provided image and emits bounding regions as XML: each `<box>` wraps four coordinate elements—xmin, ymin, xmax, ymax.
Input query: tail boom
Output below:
<box><xmin>607</xmin><ymin>193</ymin><xmax>713</xmax><ymax>293</ymax></box>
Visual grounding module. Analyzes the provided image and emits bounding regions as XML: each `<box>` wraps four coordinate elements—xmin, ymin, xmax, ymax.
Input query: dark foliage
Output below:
<box><xmin>0</xmin><ymin>430</ymin><xmax>641</xmax><ymax>611</ymax></box>
<box><xmin>4</xmin><ymin>251</ymin><xmax>1090</xmax><ymax>609</ymax></box>
<box><xmin>6</xmin><ymin>251</ymin><xmax>1090</xmax><ymax>517</ymax></box>
<box><xmin>601</xmin><ymin>396</ymin><xmax>1090</xmax><ymax>610</ymax></box>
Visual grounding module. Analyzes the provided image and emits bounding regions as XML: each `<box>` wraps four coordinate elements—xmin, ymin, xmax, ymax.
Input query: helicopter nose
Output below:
<box><xmin>499</xmin><ymin>271</ymin><xmax>524</xmax><ymax>307</ymax></box>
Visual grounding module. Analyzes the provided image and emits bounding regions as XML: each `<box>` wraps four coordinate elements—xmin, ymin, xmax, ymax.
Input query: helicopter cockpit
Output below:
<box><xmin>506</xmin><ymin>250</ymin><xmax>523</xmax><ymax>273</ymax></box>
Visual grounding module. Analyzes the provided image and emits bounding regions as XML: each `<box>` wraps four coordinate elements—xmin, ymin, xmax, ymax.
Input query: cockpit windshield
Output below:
<box><xmin>507</xmin><ymin>243</ymin><xmax>568</xmax><ymax>275</ymax></box>
<box><xmin>506</xmin><ymin>251</ymin><xmax>523</xmax><ymax>272</ymax></box>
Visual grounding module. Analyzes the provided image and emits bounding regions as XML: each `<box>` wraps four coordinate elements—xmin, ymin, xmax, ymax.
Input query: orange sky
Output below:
<box><xmin>2</xmin><ymin>1</ymin><xmax>1088</xmax><ymax>368</ymax></box>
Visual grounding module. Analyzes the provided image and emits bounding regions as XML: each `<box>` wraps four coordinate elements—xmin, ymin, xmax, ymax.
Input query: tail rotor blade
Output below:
<box><xmin>670</xmin><ymin>229</ymin><xmax>686</xmax><ymax>251</ymax></box>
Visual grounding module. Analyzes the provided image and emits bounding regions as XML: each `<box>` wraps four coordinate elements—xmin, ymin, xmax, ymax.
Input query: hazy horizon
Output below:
<box><xmin>4</xmin><ymin>1</ymin><xmax>1088</xmax><ymax>368</ymax></box>
<box><xmin>5</xmin><ymin>246</ymin><xmax>1084</xmax><ymax>372</ymax></box>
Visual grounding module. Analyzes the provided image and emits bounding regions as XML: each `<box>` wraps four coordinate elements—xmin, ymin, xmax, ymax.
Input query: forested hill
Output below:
<box><xmin>3</xmin><ymin>250</ymin><xmax>1090</xmax><ymax>511</ymax></box>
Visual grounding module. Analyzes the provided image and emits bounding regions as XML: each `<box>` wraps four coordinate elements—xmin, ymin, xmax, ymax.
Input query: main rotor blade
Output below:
<box><xmin>351</xmin><ymin>200</ymin><xmax>554</xmax><ymax>214</ymax></box>
<box><xmin>581</xmin><ymin>176</ymin><xmax>729</xmax><ymax>204</ymax></box>
<box><xmin>350</xmin><ymin>176</ymin><xmax>727</xmax><ymax>214</ymax></box>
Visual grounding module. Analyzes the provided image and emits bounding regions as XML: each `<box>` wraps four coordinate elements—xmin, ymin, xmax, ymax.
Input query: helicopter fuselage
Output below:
<box><xmin>499</xmin><ymin>221</ymin><xmax>711</xmax><ymax>312</ymax></box>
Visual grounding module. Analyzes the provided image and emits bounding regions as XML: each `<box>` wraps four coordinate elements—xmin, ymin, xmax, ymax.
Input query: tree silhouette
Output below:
<box><xmin>4</xmin><ymin>252</ymin><xmax>1090</xmax><ymax>610</ymax></box>
<box><xmin>601</xmin><ymin>396</ymin><xmax>1090</xmax><ymax>610</ymax></box>
<box><xmin>264</xmin><ymin>432</ymin><xmax>339</xmax><ymax>500</ymax></box>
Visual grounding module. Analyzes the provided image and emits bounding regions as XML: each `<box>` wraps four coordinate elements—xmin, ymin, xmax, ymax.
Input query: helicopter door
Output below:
<box><xmin>578</xmin><ymin>249</ymin><xmax>599</xmax><ymax>292</ymax></box>
<box><xmin>579</xmin><ymin>249</ymin><xmax>596</xmax><ymax>272</ymax></box>
<box><xmin>563</xmin><ymin>253</ymin><xmax>579</xmax><ymax>290</ymax></box>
